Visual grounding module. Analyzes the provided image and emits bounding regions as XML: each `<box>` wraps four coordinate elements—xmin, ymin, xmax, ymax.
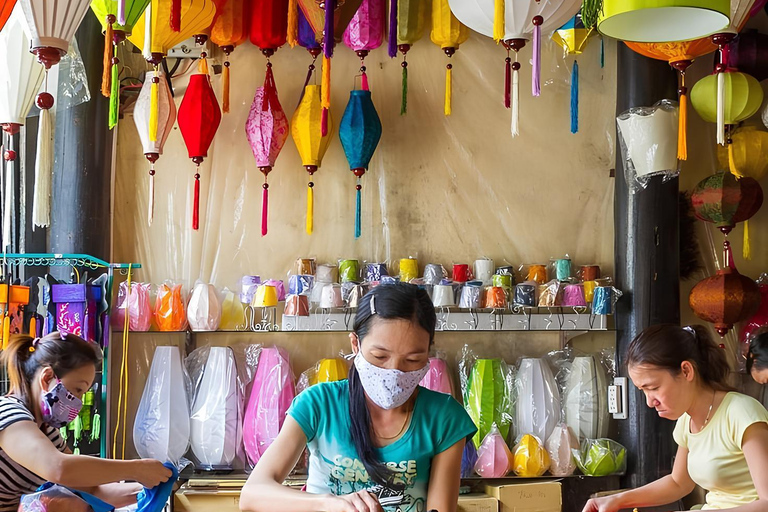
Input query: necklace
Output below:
<box><xmin>373</xmin><ymin>408</ymin><xmax>413</xmax><ymax>441</ymax></box>
<box><xmin>703</xmin><ymin>390</ymin><xmax>716</xmax><ymax>427</ymax></box>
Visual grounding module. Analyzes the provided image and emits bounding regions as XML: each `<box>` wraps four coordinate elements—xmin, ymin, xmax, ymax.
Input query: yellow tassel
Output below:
<box><xmin>744</xmin><ymin>219</ymin><xmax>751</xmax><ymax>260</ymax></box>
<box><xmin>2</xmin><ymin>315</ymin><xmax>9</xmax><ymax>351</ymax></box>
<box><xmin>493</xmin><ymin>0</ymin><xmax>504</xmax><ymax>43</ymax></box>
<box><xmin>287</xmin><ymin>0</ymin><xmax>298</xmax><ymax>47</ymax></box>
<box><xmin>728</xmin><ymin>139</ymin><xmax>743</xmax><ymax>178</ymax></box>
<box><xmin>321</xmin><ymin>56</ymin><xmax>331</xmax><ymax>110</ymax></box>
<box><xmin>29</xmin><ymin>317</ymin><xmax>36</xmax><ymax>337</ymax></box>
<box><xmin>677</xmin><ymin>87</ymin><xmax>687</xmax><ymax>161</ymax></box>
<box><xmin>198</xmin><ymin>55</ymin><xmax>209</xmax><ymax>75</ymax></box>
<box><xmin>149</xmin><ymin>72</ymin><xmax>159</xmax><ymax>142</ymax></box>
<box><xmin>223</xmin><ymin>62</ymin><xmax>230</xmax><ymax>113</ymax></box>
<box><xmin>306</xmin><ymin>185</ymin><xmax>314</xmax><ymax>235</ymax></box>
<box><xmin>102</xmin><ymin>20</ymin><xmax>114</xmax><ymax>97</ymax></box>
<box><xmin>444</xmin><ymin>64</ymin><xmax>452</xmax><ymax>116</ymax></box>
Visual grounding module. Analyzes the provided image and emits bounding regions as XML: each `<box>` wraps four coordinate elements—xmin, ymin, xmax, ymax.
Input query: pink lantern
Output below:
<box><xmin>419</xmin><ymin>357</ymin><xmax>453</xmax><ymax>394</ymax></box>
<box><xmin>343</xmin><ymin>0</ymin><xmax>384</xmax><ymax>84</ymax></box>
<box><xmin>474</xmin><ymin>425</ymin><xmax>512</xmax><ymax>478</ymax></box>
<box><xmin>245</xmin><ymin>65</ymin><xmax>288</xmax><ymax>237</ymax></box>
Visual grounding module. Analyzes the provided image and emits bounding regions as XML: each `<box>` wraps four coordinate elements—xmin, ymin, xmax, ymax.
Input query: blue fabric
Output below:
<box><xmin>136</xmin><ymin>463</ymin><xmax>179</xmax><ymax>512</ymax></box>
<box><xmin>36</xmin><ymin>483</ymin><xmax>114</xmax><ymax>512</ymax></box>
<box><xmin>339</xmin><ymin>90</ymin><xmax>383</xmax><ymax>170</ymax></box>
<box><xmin>298</xmin><ymin>8</ymin><xmax>321</xmax><ymax>49</ymax></box>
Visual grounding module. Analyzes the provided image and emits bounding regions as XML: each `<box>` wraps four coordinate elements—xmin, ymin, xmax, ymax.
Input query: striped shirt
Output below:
<box><xmin>0</xmin><ymin>396</ymin><xmax>67</xmax><ymax>511</ymax></box>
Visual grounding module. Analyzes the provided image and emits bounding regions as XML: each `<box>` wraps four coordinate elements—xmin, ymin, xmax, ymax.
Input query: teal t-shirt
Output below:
<box><xmin>288</xmin><ymin>380</ymin><xmax>477</xmax><ymax>512</ymax></box>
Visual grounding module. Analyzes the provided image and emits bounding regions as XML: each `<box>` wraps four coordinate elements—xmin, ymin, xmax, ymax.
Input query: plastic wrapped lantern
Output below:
<box><xmin>245</xmin><ymin>64</ymin><xmax>288</xmax><ymax>237</ymax></box>
<box><xmin>419</xmin><ymin>356</ymin><xmax>453</xmax><ymax>395</ymax></box>
<box><xmin>210</xmin><ymin>0</ymin><xmax>250</xmax><ymax>113</ymax></box>
<box><xmin>0</xmin><ymin>285</ymin><xmax>29</xmax><ymax>349</ymax></box>
<box><xmin>546</xmin><ymin>424</ymin><xmax>579</xmax><ymax>477</ymax></box>
<box><xmin>430</xmin><ymin>0</ymin><xmax>468</xmax><ymax>116</ymax></box>
<box><xmin>573</xmin><ymin>438</ymin><xmax>627</xmax><ymax>476</ymax></box>
<box><xmin>154</xmin><ymin>282</ymin><xmax>187</xmax><ymax>331</ymax></box>
<box><xmin>133</xmin><ymin>70</ymin><xmax>176</xmax><ymax>225</ymax></box>
<box><xmin>515</xmin><ymin>357</ymin><xmax>561</xmax><ymax>443</ymax></box>
<box><xmin>292</xmin><ymin>84</ymin><xmax>333</xmax><ymax>235</ymax></box>
<box><xmin>464</xmin><ymin>358</ymin><xmax>511</xmax><ymax>448</ymax></box>
<box><xmin>187</xmin><ymin>283</ymin><xmax>222</xmax><ymax>331</ymax></box>
<box><xmin>190</xmin><ymin>347</ymin><xmax>241</xmax><ymax>469</ymax></box>
<box><xmin>564</xmin><ymin>355</ymin><xmax>609</xmax><ymax>440</ymax></box>
<box><xmin>243</xmin><ymin>347</ymin><xmax>296</xmax><ymax>467</ymax></box>
<box><xmin>552</xmin><ymin>12</ymin><xmax>595</xmax><ymax>134</ymax></box>
<box><xmin>716</xmin><ymin>125</ymin><xmax>768</xmax><ymax>181</ymax></box>
<box><xmin>690</xmin><ymin>241</ymin><xmax>761</xmax><ymax>337</ymax></box>
<box><xmin>339</xmin><ymin>86</ymin><xmax>382</xmax><ymax>238</ymax></box>
<box><xmin>512</xmin><ymin>434</ymin><xmax>550</xmax><ymax>477</ymax></box>
<box><xmin>474</xmin><ymin>425</ymin><xmax>512</xmax><ymax>478</ymax></box>
<box><xmin>111</xmin><ymin>281</ymin><xmax>152</xmax><ymax>331</ymax></box>
<box><xmin>310</xmin><ymin>357</ymin><xmax>348</xmax><ymax>385</ymax></box>
<box><xmin>389</xmin><ymin>0</ymin><xmax>428</xmax><ymax>115</ymax></box>
<box><xmin>134</xmin><ymin>346</ymin><xmax>190</xmax><ymax>465</ymax></box>
<box><xmin>220</xmin><ymin>290</ymin><xmax>245</xmax><ymax>330</ymax></box>
<box><xmin>178</xmin><ymin>73</ymin><xmax>222</xmax><ymax>231</ymax></box>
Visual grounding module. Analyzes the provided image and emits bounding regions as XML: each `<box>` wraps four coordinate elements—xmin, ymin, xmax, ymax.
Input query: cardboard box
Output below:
<box><xmin>458</xmin><ymin>493</ymin><xmax>500</xmax><ymax>512</ymax></box>
<box><xmin>485</xmin><ymin>481</ymin><xmax>562</xmax><ymax>512</ymax></box>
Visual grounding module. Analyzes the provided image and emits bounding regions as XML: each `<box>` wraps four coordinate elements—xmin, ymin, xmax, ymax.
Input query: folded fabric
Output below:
<box><xmin>136</xmin><ymin>463</ymin><xmax>179</xmax><ymax>512</ymax></box>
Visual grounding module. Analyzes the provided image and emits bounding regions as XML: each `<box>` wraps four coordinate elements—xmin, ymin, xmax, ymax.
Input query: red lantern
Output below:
<box><xmin>250</xmin><ymin>0</ymin><xmax>288</xmax><ymax>51</ymax></box>
<box><xmin>0</xmin><ymin>0</ymin><xmax>15</xmax><ymax>32</ymax></box>
<box><xmin>178</xmin><ymin>74</ymin><xmax>222</xmax><ymax>230</ymax></box>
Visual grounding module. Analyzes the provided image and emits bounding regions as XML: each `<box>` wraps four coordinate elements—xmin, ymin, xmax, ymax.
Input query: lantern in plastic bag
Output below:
<box><xmin>133</xmin><ymin>70</ymin><xmax>176</xmax><ymax>225</ymax></box>
<box><xmin>430</xmin><ymin>0</ymin><xmax>468</xmax><ymax>116</ymax></box>
<box><xmin>0</xmin><ymin>285</ymin><xmax>29</xmax><ymax>349</ymax></box>
<box><xmin>716</xmin><ymin>125</ymin><xmax>768</xmax><ymax>181</ymax></box>
<box><xmin>292</xmin><ymin>84</ymin><xmax>332</xmax><ymax>235</ymax></box>
<box><xmin>546</xmin><ymin>424</ymin><xmax>579</xmax><ymax>477</ymax></box>
<box><xmin>565</xmin><ymin>355</ymin><xmax>609</xmax><ymax>440</ymax></box>
<box><xmin>154</xmin><ymin>282</ymin><xmax>187</xmax><ymax>331</ymax></box>
<box><xmin>210</xmin><ymin>0</ymin><xmax>250</xmax><ymax>113</ymax></box>
<box><xmin>311</xmin><ymin>358</ymin><xmax>348</xmax><ymax>385</ymax></box>
<box><xmin>111</xmin><ymin>281</ymin><xmax>152</xmax><ymax>331</ymax></box>
<box><xmin>573</xmin><ymin>438</ymin><xmax>627</xmax><ymax>476</ymax></box>
<box><xmin>220</xmin><ymin>290</ymin><xmax>245</xmax><ymax>330</ymax></box>
<box><xmin>552</xmin><ymin>12</ymin><xmax>595</xmax><ymax>134</ymax></box>
<box><xmin>244</xmin><ymin>346</ymin><xmax>296</xmax><ymax>467</ymax></box>
<box><xmin>134</xmin><ymin>346</ymin><xmax>190</xmax><ymax>464</ymax></box>
<box><xmin>245</xmin><ymin>64</ymin><xmax>288</xmax><ymax>237</ymax></box>
<box><xmin>515</xmin><ymin>358</ymin><xmax>560</xmax><ymax>442</ymax></box>
<box><xmin>513</xmin><ymin>434</ymin><xmax>550</xmax><ymax>477</ymax></box>
<box><xmin>19</xmin><ymin>484</ymin><xmax>114</xmax><ymax>512</ymax></box>
<box><xmin>691</xmin><ymin>171</ymin><xmax>763</xmax><ymax>236</ymax></box>
<box><xmin>474</xmin><ymin>425</ymin><xmax>512</xmax><ymax>478</ymax></box>
<box><xmin>190</xmin><ymin>347</ymin><xmax>241</xmax><ymax>469</ymax></box>
<box><xmin>465</xmin><ymin>358</ymin><xmax>511</xmax><ymax>448</ymax></box>
<box><xmin>690</xmin><ymin>241</ymin><xmax>761</xmax><ymax>337</ymax></box>
<box><xmin>187</xmin><ymin>283</ymin><xmax>221</xmax><ymax>331</ymax></box>
<box><xmin>178</xmin><ymin>73</ymin><xmax>221</xmax><ymax>231</ymax></box>
<box><xmin>419</xmin><ymin>357</ymin><xmax>453</xmax><ymax>395</ymax></box>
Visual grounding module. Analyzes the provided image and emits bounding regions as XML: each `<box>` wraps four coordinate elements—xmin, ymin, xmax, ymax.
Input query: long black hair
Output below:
<box><xmin>747</xmin><ymin>331</ymin><xmax>768</xmax><ymax>373</ymax></box>
<box><xmin>349</xmin><ymin>282</ymin><xmax>436</xmax><ymax>487</ymax></box>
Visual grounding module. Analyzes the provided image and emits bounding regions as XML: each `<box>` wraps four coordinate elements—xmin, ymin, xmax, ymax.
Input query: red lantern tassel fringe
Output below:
<box><xmin>504</xmin><ymin>54</ymin><xmax>511</xmax><ymax>108</ymax></box>
<box><xmin>261</xmin><ymin>184</ymin><xmax>269</xmax><ymax>236</ymax></box>
<box><xmin>102</xmin><ymin>19</ymin><xmax>113</xmax><ymax>97</ymax></box>
<box><xmin>193</xmin><ymin>172</ymin><xmax>200</xmax><ymax>230</ymax></box>
<box><xmin>170</xmin><ymin>0</ymin><xmax>181</xmax><ymax>32</ymax></box>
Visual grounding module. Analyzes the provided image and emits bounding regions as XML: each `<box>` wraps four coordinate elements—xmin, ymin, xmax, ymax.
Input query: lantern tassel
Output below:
<box><xmin>321</xmin><ymin>56</ymin><xmax>331</xmax><ymax>136</ymax></box>
<box><xmin>109</xmin><ymin>48</ymin><xmax>119</xmax><ymax>130</ymax></box>
<box><xmin>29</xmin><ymin>317</ymin><xmax>37</xmax><ymax>337</ymax></box>
<box><xmin>678</xmin><ymin>76</ymin><xmax>688</xmax><ymax>161</ymax></box>
<box><xmin>262</xmin><ymin>184</ymin><xmax>269</xmax><ymax>236</ymax></box>
<box><xmin>149</xmin><ymin>73</ymin><xmax>159</xmax><ymax>142</ymax></box>
<box><xmin>198</xmin><ymin>53</ymin><xmax>209</xmax><ymax>75</ymax></box>
<box><xmin>223</xmin><ymin>62</ymin><xmax>230</xmax><ymax>113</ymax></box>
<box><xmin>532</xmin><ymin>21</ymin><xmax>541</xmax><ymax>97</ymax></box>
<box><xmin>142</xmin><ymin>4</ymin><xmax>152</xmax><ymax>61</ymax></box>
<box><xmin>728</xmin><ymin>138</ymin><xmax>742</xmax><ymax>178</ymax></box>
<box><xmin>2</xmin><ymin>144</ymin><xmax>13</xmax><ymax>249</ymax></box>
<box><xmin>117</xmin><ymin>0</ymin><xmax>125</xmax><ymax>25</ymax></box>
<box><xmin>493</xmin><ymin>0</ymin><xmax>504</xmax><ymax>43</ymax></box>
<box><xmin>355</xmin><ymin>184</ymin><xmax>361</xmax><ymax>238</ymax></box>
<box><xmin>193</xmin><ymin>172</ymin><xmax>200</xmax><ymax>230</ymax></box>
<box><xmin>148</xmin><ymin>166</ymin><xmax>154</xmax><ymax>226</ymax></box>
<box><xmin>170</xmin><ymin>0</ymin><xmax>181</xmax><ymax>32</ymax></box>
<box><xmin>504</xmin><ymin>55</ymin><xmax>511</xmax><ymax>108</ymax></box>
<box><xmin>102</xmin><ymin>20</ymin><xmax>113</xmax><ymax>97</ymax></box>
<box><xmin>444</xmin><ymin>64</ymin><xmax>452</xmax><ymax>116</ymax></box>
<box><xmin>570</xmin><ymin>60</ymin><xmax>578</xmax><ymax>134</ymax></box>
<box><xmin>306</xmin><ymin>184</ymin><xmax>314</xmax><ymax>235</ymax></box>
<box><xmin>401</xmin><ymin>61</ymin><xmax>408</xmax><ymax>115</ymax></box>
<box><xmin>511</xmin><ymin>61</ymin><xmax>519</xmax><ymax>136</ymax></box>
<box><xmin>287</xmin><ymin>0</ymin><xmax>298</xmax><ymax>47</ymax></box>
<box><xmin>324</xmin><ymin>0</ymin><xmax>334</xmax><ymax>58</ymax></box>
<box><xmin>32</xmin><ymin>107</ymin><xmax>53</xmax><ymax>228</ymax></box>
<box><xmin>361</xmin><ymin>72</ymin><xmax>369</xmax><ymax>91</ymax></box>
<box><xmin>744</xmin><ymin>220</ymin><xmax>751</xmax><ymax>260</ymax></box>
<box><xmin>600</xmin><ymin>36</ymin><xmax>604</xmax><ymax>68</ymax></box>
<box><xmin>2</xmin><ymin>315</ymin><xmax>9</xmax><ymax>350</ymax></box>
<box><xmin>388</xmin><ymin>0</ymin><xmax>397</xmax><ymax>58</ymax></box>
<box><xmin>716</xmin><ymin>69</ymin><xmax>725</xmax><ymax>145</ymax></box>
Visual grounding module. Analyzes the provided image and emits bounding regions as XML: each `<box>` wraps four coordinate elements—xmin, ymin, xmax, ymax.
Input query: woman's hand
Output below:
<box><xmin>131</xmin><ymin>459</ymin><xmax>173</xmax><ymax>488</ymax></box>
<box><xmin>582</xmin><ymin>495</ymin><xmax>623</xmax><ymax>512</ymax></box>
<box><xmin>324</xmin><ymin>491</ymin><xmax>383</xmax><ymax>512</ymax></box>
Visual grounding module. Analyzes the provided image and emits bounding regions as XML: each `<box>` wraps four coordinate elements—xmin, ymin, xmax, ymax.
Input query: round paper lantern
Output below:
<box><xmin>0</xmin><ymin>0</ymin><xmax>15</xmax><ymax>32</ymax></box>
<box><xmin>690</xmin><ymin>241</ymin><xmax>761</xmax><ymax>336</ymax></box>
<box><xmin>691</xmin><ymin>171</ymin><xmax>763</xmax><ymax>235</ymax></box>
<box><xmin>691</xmin><ymin>71</ymin><xmax>763</xmax><ymax>127</ymax></box>
<box><xmin>716</xmin><ymin>125</ymin><xmax>768</xmax><ymax>181</ymax></box>
<box><xmin>210</xmin><ymin>0</ymin><xmax>249</xmax><ymax>113</ymax></box>
<box><xmin>430</xmin><ymin>0</ymin><xmax>468</xmax><ymax>117</ymax></box>
<box><xmin>597</xmin><ymin>0</ymin><xmax>729</xmax><ymax>43</ymax></box>
<box><xmin>178</xmin><ymin>73</ymin><xmax>222</xmax><ymax>231</ymax></box>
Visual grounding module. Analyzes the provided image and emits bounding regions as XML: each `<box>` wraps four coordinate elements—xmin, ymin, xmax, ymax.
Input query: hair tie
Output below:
<box><xmin>369</xmin><ymin>296</ymin><xmax>376</xmax><ymax>315</ymax></box>
<box><xmin>29</xmin><ymin>338</ymin><xmax>40</xmax><ymax>353</ymax></box>
<box><xmin>682</xmin><ymin>325</ymin><xmax>696</xmax><ymax>338</ymax></box>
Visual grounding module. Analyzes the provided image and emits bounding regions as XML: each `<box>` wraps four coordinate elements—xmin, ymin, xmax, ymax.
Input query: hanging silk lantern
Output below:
<box><xmin>178</xmin><ymin>74</ymin><xmax>222</xmax><ymax>231</ymax></box>
<box><xmin>343</xmin><ymin>0</ymin><xmax>384</xmax><ymax>56</ymax></box>
<box><xmin>691</xmin><ymin>171</ymin><xmax>763</xmax><ymax>239</ymax></box>
<box><xmin>210</xmin><ymin>0</ymin><xmax>249</xmax><ymax>113</ymax></box>
<box><xmin>597</xmin><ymin>0</ymin><xmax>730</xmax><ymax>43</ymax></box>
<box><xmin>716</xmin><ymin>125</ymin><xmax>768</xmax><ymax>181</ymax></box>
<box><xmin>552</xmin><ymin>12</ymin><xmax>594</xmax><ymax>134</ymax></box>
<box><xmin>133</xmin><ymin>70</ymin><xmax>176</xmax><ymax>225</ymax></box>
<box><xmin>245</xmin><ymin>65</ymin><xmax>289</xmax><ymax>237</ymax></box>
<box><xmin>690</xmin><ymin>241</ymin><xmax>761</xmax><ymax>336</ymax></box>
<box><xmin>339</xmin><ymin>88</ymin><xmax>381</xmax><ymax>238</ymax></box>
<box><xmin>250</xmin><ymin>0</ymin><xmax>287</xmax><ymax>50</ymax></box>
<box><xmin>291</xmin><ymin>84</ymin><xmax>332</xmax><ymax>235</ymax></box>
<box><xmin>0</xmin><ymin>8</ymin><xmax>44</xmax><ymax>245</ymax></box>
<box><xmin>625</xmin><ymin>38</ymin><xmax>717</xmax><ymax>160</ymax></box>
<box><xmin>19</xmin><ymin>0</ymin><xmax>92</xmax><ymax>67</ymax></box>
<box><xmin>0</xmin><ymin>0</ymin><xmax>15</xmax><ymax>32</ymax></box>
<box><xmin>528</xmin><ymin>0</ymin><xmax>581</xmax><ymax>97</ymax></box>
<box><xmin>390</xmin><ymin>0</ymin><xmax>428</xmax><ymax>115</ymax></box>
<box><xmin>731</xmin><ymin>30</ymin><xmax>768</xmax><ymax>82</ymax></box>
<box><xmin>430</xmin><ymin>0</ymin><xmax>468</xmax><ymax>116</ymax></box>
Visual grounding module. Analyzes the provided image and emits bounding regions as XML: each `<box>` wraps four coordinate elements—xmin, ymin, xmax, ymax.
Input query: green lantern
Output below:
<box><xmin>691</xmin><ymin>171</ymin><xmax>763</xmax><ymax>236</ymax></box>
<box><xmin>690</xmin><ymin>71</ymin><xmax>763</xmax><ymax>126</ymax></box>
<box><xmin>464</xmin><ymin>358</ymin><xmax>512</xmax><ymax>449</ymax></box>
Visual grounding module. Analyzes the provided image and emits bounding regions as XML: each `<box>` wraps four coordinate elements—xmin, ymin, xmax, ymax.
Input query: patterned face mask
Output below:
<box><xmin>354</xmin><ymin>352</ymin><xmax>429</xmax><ymax>410</ymax></box>
<box><xmin>40</xmin><ymin>380</ymin><xmax>83</xmax><ymax>429</ymax></box>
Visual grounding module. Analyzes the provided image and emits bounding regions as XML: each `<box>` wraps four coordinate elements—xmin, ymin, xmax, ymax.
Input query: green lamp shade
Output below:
<box><xmin>465</xmin><ymin>359</ymin><xmax>511</xmax><ymax>449</ymax></box>
<box><xmin>690</xmin><ymin>71</ymin><xmax>763</xmax><ymax>125</ymax></box>
<box><xmin>597</xmin><ymin>0</ymin><xmax>730</xmax><ymax>43</ymax></box>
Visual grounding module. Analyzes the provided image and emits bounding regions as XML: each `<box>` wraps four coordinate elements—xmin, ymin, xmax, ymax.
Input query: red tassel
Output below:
<box><xmin>170</xmin><ymin>0</ymin><xmax>181</xmax><ymax>31</ymax></box>
<box><xmin>504</xmin><ymin>57</ymin><xmax>511</xmax><ymax>109</ymax></box>
<box><xmin>261</xmin><ymin>185</ymin><xmax>269</xmax><ymax>236</ymax></box>
<box><xmin>361</xmin><ymin>72</ymin><xmax>369</xmax><ymax>91</ymax></box>
<box><xmin>193</xmin><ymin>173</ymin><xmax>200</xmax><ymax>230</ymax></box>
<box><xmin>321</xmin><ymin>108</ymin><xmax>329</xmax><ymax>136</ymax></box>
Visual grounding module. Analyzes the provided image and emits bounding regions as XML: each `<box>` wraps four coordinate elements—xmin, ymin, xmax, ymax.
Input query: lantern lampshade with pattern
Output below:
<box><xmin>691</xmin><ymin>171</ymin><xmax>763</xmax><ymax>236</ymax></box>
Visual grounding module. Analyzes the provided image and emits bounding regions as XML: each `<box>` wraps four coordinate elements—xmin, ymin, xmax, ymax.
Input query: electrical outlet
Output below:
<box><xmin>167</xmin><ymin>38</ymin><xmax>203</xmax><ymax>59</ymax></box>
<box><xmin>608</xmin><ymin>385</ymin><xmax>620</xmax><ymax>414</ymax></box>
<box><xmin>611</xmin><ymin>377</ymin><xmax>628</xmax><ymax>420</ymax></box>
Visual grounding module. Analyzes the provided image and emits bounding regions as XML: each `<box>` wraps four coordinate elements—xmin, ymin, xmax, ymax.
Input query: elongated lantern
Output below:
<box><xmin>178</xmin><ymin>74</ymin><xmax>221</xmax><ymax>231</ymax></box>
<box><xmin>210</xmin><ymin>0</ymin><xmax>249</xmax><ymax>113</ymax></box>
<box><xmin>294</xmin><ymin>7</ymin><xmax>322</xmax><ymax>97</ymax></box>
<box><xmin>245</xmin><ymin>65</ymin><xmax>289</xmax><ymax>237</ymax></box>
<box><xmin>0</xmin><ymin>0</ymin><xmax>16</xmax><ymax>31</ymax></box>
<box><xmin>390</xmin><ymin>0</ymin><xmax>427</xmax><ymax>115</ymax></box>
<box><xmin>133</xmin><ymin>70</ymin><xmax>176</xmax><ymax>225</ymax></box>
<box><xmin>339</xmin><ymin>89</ymin><xmax>381</xmax><ymax>238</ymax></box>
<box><xmin>552</xmin><ymin>12</ymin><xmax>594</xmax><ymax>133</ymax></box>
<box><xmin>626</xmin><ymin>38</ymin><xmax>717</xmax><ymax>160</ymax></box>
<box><xmin>430</xmin><ymin>0</ymin><xmax>468</xmax><ymax>116</ymax></box>
<box><xmin>0</xmin><ymin>8</ymin><xmax>44</xmax><ymax>246</ymax></box>
<box><xmin>291</xmin><ymin>84</ymin><xmax>332</xmax><ymax>235</ymax></box>
<box><xmin>343</xmin><ymin>0</ymin><xmax>384</xmax><ymax>91</ymax></box>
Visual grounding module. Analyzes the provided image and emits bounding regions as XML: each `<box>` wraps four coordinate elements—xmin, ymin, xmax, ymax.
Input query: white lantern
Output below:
<box><xmin>19</xmin><ymin>0</ymin><xmax>92</xmax><ymax>66</ymax></box>
<box><xmin>564</xmin><ymin>355</ymin><xmax>609</xmax><ymax>440</ymax></box>
<box><xmin>515</xmin><ymin>357</ymin><xmax>561</xmax><ymax>443</ymax></box>
<box><xmin>190</xmin><ymin>347</ymin><xmax>241</xmax><ymax>469</ymax></box>
<box><xmin>616</xmin><ymin>101</ymin><xmax>679</xmax><ymax>180</ymax></box>
<box><xmin>133</xmin><ymin>346</ymin><xmax>191</xmax><ymax>464</ymax></box>
<box><xmin>187</xmin><ymin>283</ymin><xmax>221</xmax><ymax>332</ymax></box>
<box><xmin>545</xmin><ymin>423</ymin><xmax>579</xmax><ymax>477</ymax></box>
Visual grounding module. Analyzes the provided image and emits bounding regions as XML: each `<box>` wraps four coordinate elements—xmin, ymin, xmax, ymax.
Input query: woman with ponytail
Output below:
<box><xmin>240</xmin><ymin>283</ymin><xmax>476</xmax><ymax>512</ymax></box>
<box><xmin>583</xmin><ymin>324</ymin><xmax>768</xmax><ymax>512</ymax></box>
<box><xmin>0</xmin><ymin>332</ymin><xmax>171</xmax><ymax>512</ymax></box>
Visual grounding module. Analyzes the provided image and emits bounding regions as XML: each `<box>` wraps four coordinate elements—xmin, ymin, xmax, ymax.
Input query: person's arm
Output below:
<box><xmin>713</xmin><ymin>422</ymin><xmax>768</xmax><ymax>512</ymax></box>
<box><xmin>582</xmin><ymin>445</ymin><xmax>695</xmax><ymax>512</ymax></box>
<box><xmin>425</xmin><ymin>439</ymin><xmax>465</xmax><ymax>512</ymax></box>
<box><xmin>239</xmin><ymin>417</ymin><xmax>381</xmax><ymax>512</ymax></box>
<box><xmin>76</xmin><ymin>483</ymin><xmax>143</xmax><ymax>509</ymax></box>
<box><xmin>0</xmin><ymin>421</ymin><xmax>171</xmax><ymax>489</ymax></box>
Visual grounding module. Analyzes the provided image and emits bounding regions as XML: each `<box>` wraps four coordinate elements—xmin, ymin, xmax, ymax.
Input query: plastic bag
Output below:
<box><xmin>512</xmin><ymin>434</ymin><xmax>550</xmax><ymax>477</ymax></box>
<box><xmin>220</xmin><ymin>289</ymin><xmax>245</xmax><ymax>330</ymax></box>
<box><xmin>243</xmin><ymin>346</ymin><xmax>296</xmax><ymax>468</ymax></box>
<box><xmin>187</xmin><ymin>283</ymin><xmax>221</xmax><ymax>332</ymax></box>
<box><xmin>134</xmin><ymin>346</ymin><xmax>190</xmax><ymax>466</ymax></box>
<box><xmin>515</xmin><ymin>357</ymin><xmax>561</xmax><ymax>443</ymax></box>
<box><xmin>19</xmin><ymin>484</ymin><xmax>113</xmax><ymax>512</ymax></box>
<box><xmin>538</xmin><ymin>280</ymin><xmax>563</xmax><ymax>307</ymax></box>
<box><xmin>461</xmin><ymin>439</ymin><xmax>478</xmax><ymax>478</ymax></box>
<box><xmin>592</xmin><ymin>286</ymin><xmax>622</xmax><ymax>315</ymax></box>
<box><xmin>549</xmin><ymin>255</ymin><xmax>572</xmax><ymax>282</ymax></box>
<box><xmin>572</xmin><ymin>438</ymin><xmax>627</xmax><ymax>476</ymax></box>
<box><xmin>546</xmin><ymin>423</ymin><xmax>579</xmax><ymax>477</ymax></box>
<box><xmin>111</xmin><ymin>282</ymin><xmax>152</xmax><ymax>331</ymax></box>
<box><xmin>564</xmin><ymin>355</ymin><xmax>609</xmax><ymax>440</ymax></box>
<box><xmin>474</xmin><ymin>424</ymin><xmax>512</xmax><ymax>478</ymax></box>
<box><xmin>154</xmin><ymin>282</ymin><xmax>187</xmax><ymax>331</ymax></box>
<box><xmin>297</xmin><ymin>357</ymin><xmax>349</xmax><ymax>393</ymax></box>
<box><xmin>55</xmin><ymin>37</ymin><xmax>91</xmax><ymax>111</ymax></box>
<box><xmin>419</xmin><ymin>355</ymin><xmax>454</xmax><ymax>395</ymax></box>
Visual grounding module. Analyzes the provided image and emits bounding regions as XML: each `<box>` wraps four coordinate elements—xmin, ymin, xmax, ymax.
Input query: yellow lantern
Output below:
<box><xmin>389</xmin><ymin>0</ymin><xmax>429</xmax><ymax>114</ymax></box>
<box><xmin>513</xmin><ymin>434</ymin><xmax>551</xmax><ymax>477</ymax></box>
<box><xmin>716</xmin><ymin>125</ymin><xmax>768</xmax><ymax>181</ymax></box>
<box><xmin>690</xmin><ymin>71</ymin><xmax>763</xmax><ymax>139</ymax></box>
<box><xmin>310</xmin><ymin>358</ymin><xmax>349</xmax><ymax>385</ymax></box>
<box><xmin>430</xmin><ymin>0</ymin><xmax>468</xmax><ymax>116</ymax></box>
<box><xmin>291</xmin><ymin>84</ymin><xmax>333</xmax><ymax>235</ymax></box>
<box><xmin>552</xmin><ymin>12</ymin><xmax>594</xmax><ymax>134</ymax></box>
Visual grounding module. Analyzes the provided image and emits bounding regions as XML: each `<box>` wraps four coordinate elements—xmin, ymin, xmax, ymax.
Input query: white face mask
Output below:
<box><xmin>354</xmin><ymin>352</ymin><xmax>429</xmax><ymax>410</ymax></box>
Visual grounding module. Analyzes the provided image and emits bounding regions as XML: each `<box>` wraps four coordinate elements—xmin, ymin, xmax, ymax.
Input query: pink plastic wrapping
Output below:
<box><xmin>474</xmin><ymin>424</ymin><xmax>512</xmax><ymax>478</ymax></box>
<box><xmin>111</xmin><ymin>282</ymin><xmax>152</xmax><ymax>331</ymax></box>
<box><xmin>244</xmin><ymin>346</ymin><xmax>296</xmax><ymax>467</ymax></box>
<box><xmin>419</xmin><ymin>356</ymin><xmax>454</xmax><ymax>395</ymax></box>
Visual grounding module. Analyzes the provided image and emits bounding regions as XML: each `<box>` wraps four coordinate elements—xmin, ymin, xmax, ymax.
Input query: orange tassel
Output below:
<box><xmin>29</xmin><ymin>317</ymin><xmax>37</xmax><ymax>337</ymax></box>
<box><xmin>2</xmin><ymin>315</ymin><xmax>9</xmax><ymax>351</ymax></box>
<box><xmin>678</xmin><ymin>73</ymin><xmax>687</xmax><ymax>161</ymax></box>
<box><xmin>287</xmin><ymin>0</ymin><xmax>298</xmax><ymax>47</ymax></box>
<box><xmin>102</xmin><ymin>18</ymin><xmax>114</xmax><ymax>98</ymax></box>
<box><xmin>223</xmin><ymin>62</ymin><xmax>230</xmax><ymax>113</ymax></box>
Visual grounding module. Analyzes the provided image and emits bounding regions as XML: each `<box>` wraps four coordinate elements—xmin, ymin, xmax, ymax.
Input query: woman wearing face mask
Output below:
<box><xmin>746</xmin><ymin>331</ymin><xmax>768</xmax><ymax>386</ymax></box>
<box><xmin>582</xmin><ymin>325</ymin><xmax>768</xmax><ymax>512</ymax></box>
<box><xmin>240</xmin><ymin>283</ymin><xmax>477</xmax><ymax>512</ymax></box>
<box><xmin>0</xmin><ymin>332</ymin><xmax>172</xmax><ymax>512</ymax></box>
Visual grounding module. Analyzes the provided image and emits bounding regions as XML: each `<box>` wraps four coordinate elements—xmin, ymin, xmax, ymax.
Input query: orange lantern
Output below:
<box><xmin>210</xmin><ymin>0</ymin><xmax>249</xmax><ymax>112</ymax></box>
